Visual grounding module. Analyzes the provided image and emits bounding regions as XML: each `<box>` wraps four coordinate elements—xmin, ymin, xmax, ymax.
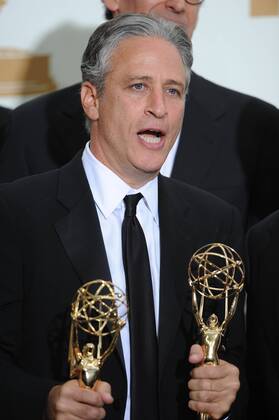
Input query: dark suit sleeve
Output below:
<box><xmin>0</xmin><ymin>192</ymin><xmax>57</xmax><ymax>419</ymax></box>
<box><xmin>246</xmin><ymin>217</ymin><xmax>279</xmax><ymax>418</ymax></box>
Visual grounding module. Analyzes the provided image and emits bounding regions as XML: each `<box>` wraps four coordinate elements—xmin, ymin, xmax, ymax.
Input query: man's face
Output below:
<box><xmin>82</xmin><ymin>36</ymin><xmax>186</xmax><ymax>188</ymax></box>
<box><xmin>103</xmin><ymin>0</ymin><xmax>200</xmax><ymax>38</ymax></box>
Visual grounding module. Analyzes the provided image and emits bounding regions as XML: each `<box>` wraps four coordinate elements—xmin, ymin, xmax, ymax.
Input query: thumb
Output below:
<box><xmin>94</xmin><ymin>380</ymin><xmax>114</xmax><ymax>404</ymax></box>
<box><xmin>188</xmin><ymin>344</ymin><xmax>204</xmax><ymax>365</ymax></box>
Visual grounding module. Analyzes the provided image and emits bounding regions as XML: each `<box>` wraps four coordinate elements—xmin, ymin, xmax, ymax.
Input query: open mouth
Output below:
<box><xmin>138</xmin><ymin>129</ymin><xmax>165</xmax><ymax>144</ymax></box>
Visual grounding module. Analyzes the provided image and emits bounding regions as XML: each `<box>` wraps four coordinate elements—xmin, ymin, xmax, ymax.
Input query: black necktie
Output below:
<box><xmin>122</xmin><ymin>193</ymin><xmax>159</xmax><ymax>420</ymax></box>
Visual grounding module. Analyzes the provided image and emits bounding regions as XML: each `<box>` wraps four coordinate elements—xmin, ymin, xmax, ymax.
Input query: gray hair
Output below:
<box><xmin>81</xmin><ymin>13</ymin><xmax>193</xmax><ymax>96</ymax></box>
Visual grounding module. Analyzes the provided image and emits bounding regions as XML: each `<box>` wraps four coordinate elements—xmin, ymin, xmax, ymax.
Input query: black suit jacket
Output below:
<box><xmin>0</xmin><ymin>73</ymin><xmax>278</xmax><ymax>227</ymax></box>
<box><xmin>246</xmin><ymin>211</ymin><xmax>279</xmax><ymax>419</ymax></box>
<box><xmin>0</xmin><ymin>154</ymin><xmax>246</xmax><ymax>419</ymax></box>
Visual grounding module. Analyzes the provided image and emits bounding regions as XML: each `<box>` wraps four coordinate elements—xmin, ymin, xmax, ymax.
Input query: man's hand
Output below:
<box><xmin>188</xmin><ymin>344</ymin><xmax>240</xmax><ymax>419</ymax></box>
<box><xmin>47</xmin><ymin>379</ymin><xmax>113</xmax><ymax>419</ymax></box>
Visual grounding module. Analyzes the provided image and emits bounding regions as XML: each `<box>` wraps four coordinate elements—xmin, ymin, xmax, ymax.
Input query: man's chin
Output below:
<box><xmin>133</xmin><ymin>165</ymin><xmax>160</xmax><ymax>179</ymax></box>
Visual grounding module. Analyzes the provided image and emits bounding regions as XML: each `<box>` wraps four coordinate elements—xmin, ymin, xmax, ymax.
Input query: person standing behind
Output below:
<box><xmin>0</xmin><ymin>0</ymin><xmax>278</xmax><ymax>229</ymax></box>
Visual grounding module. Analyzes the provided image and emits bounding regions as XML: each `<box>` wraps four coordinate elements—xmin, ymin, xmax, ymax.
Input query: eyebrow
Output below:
<box><xmin>126</xmin><ymin>76</ymin><xmax>186</xmax><ymax>91</ymax></box>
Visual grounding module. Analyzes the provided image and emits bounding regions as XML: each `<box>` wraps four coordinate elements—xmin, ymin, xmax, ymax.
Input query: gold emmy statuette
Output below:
<box><xmin>69</xmin><ymin>279</ymin><xmax>128</xmax><ymax>388</ymax></box>
<box><xmin>188</xmin><ymin>243</ymin><xmax>244</xmax><ymax>420</ymax></box>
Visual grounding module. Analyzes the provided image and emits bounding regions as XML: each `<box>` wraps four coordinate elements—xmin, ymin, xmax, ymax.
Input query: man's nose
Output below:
<box><xmin>145</xmin><ymin>90</ymin><xmax>167</xmax><ymax>119</ymax></box>
<box><xmin>165</xmin><ymin>0</ymin><xmax>186</xmax><ymax>13</ymax></box>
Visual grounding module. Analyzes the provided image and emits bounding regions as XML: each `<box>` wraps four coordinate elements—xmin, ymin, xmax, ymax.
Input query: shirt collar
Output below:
<box><xmin>82</xmin><ymin>142</ymin><xmax>159</xmax><ymax>223</ymax></box>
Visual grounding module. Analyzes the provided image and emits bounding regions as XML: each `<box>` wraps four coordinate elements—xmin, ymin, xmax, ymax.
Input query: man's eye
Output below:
<box><xmin>132</xmin><ymin>83</ymin><xmax>145</xmax><ymax>90</ymax></box>
<box><xmin>167</xmin><ymin>87</ymin><xmax>179</xmax><ymax>96</ymax></box>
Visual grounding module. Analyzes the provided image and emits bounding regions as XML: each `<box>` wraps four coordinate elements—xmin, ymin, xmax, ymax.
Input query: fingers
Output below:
<box><xmin>47</xmin><ymin>379</ymin><xmax>113</xmax><ymax>420</ymax></box>
<box><xmin>56</xmin><ymin>399</ymin><xmax>106</xmax><ymax>420</ymax></box>
<box><xmin>191</xmin><ymin>359</ymin><xmax>239</xmax><ymax>380</ymax></box>
<box><xmin>188</xmin><ymin>359</ymin><xmax>240</xmax><ymax>419</ymax></box>
<box><xmin>67</xmin><ymin>381</ymin><xmax>105</xmax><ymax>406</ymax></box>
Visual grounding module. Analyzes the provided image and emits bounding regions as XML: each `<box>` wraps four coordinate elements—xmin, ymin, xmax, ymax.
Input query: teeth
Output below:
<box><xmin>139</xmin><ymin>133</ymin><xmax>161</xmax><ymax>143</ymax></box>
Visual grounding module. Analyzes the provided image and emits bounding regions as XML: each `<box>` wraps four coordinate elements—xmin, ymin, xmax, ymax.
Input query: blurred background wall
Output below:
<box><xmin>0</xmin><ymin>0</ymin><xmax>278</xmax><ymax>109</ymax></box>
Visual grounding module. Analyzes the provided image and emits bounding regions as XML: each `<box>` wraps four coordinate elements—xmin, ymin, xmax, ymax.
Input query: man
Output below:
<box><xmin>246</xmin><ymin>210</ymin><xmax>279</xmax><ymax>419</ymax></box>
<box><xmin>0</xmin><ymin>0</ymin><xmax>278</xmax><ymax>229</ymax></box>
<box><xmin>0</xmin><ymin>14</ymin><xmax>246</xmax><ymax>420</ymax></box>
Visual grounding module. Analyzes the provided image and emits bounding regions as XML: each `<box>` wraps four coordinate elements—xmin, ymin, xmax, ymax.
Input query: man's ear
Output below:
<box><xmin>102</xmin><ymin>0</ymin><xmax>120</xmax><ymax>15</ymax></box>
<box><xmin>80</xmin><ymin>82</ymin><xmax>99</xmax><ymax>121</ymax></box>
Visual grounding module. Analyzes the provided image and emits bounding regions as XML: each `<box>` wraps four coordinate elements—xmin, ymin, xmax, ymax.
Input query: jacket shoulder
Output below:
<box><xmin>160</xmin><ymin>174</ymin><xmax>238</xmax><ymax>214</ymax></box>
<box><xmin>14</xmin><ymin>83</ymin><xmax>82</xmax><ymax>116</ymax></box>
<box><xmin>0</xmin><ymin>169</ymin><xmax>60</xmax><ymax>205</ymax></box>
<box><xmin>0</xmin><ymin>153</ymin><xmax>86</xmax><ymax>208</ymax></box>
<box><xmin>248</xmin><ymin>209</ymin><xmax>279</xmax><ymax>249</ymax></box>
<box><xmin>190</xmin><ymin>72</ymin><xmax>278</xmax><ymax>113</ymax></box>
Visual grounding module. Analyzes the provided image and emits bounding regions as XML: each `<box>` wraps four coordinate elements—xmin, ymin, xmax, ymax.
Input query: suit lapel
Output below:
<box><xmin>158</xmin><ymin>176</ymin><xmax>193</xmax><ymax>381</ymax></box>
<box><xmin>54</xmin><ymin>154</ymin><xmax>125</xmax><ymax>371</ymax></box>
<box><xmin>55</xmin><ymin>154</ymin><xmax>111</xmax><ymax>284</ymax></box>
<box><xmin>172</xmin><ymin>73</ymin><xmax>226</xmax><ymax>186</ymax></box>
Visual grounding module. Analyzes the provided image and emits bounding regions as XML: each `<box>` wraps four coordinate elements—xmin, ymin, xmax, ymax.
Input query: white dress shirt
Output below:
<box><xmin>82</xmin><ymin>142</ymin><xmax>160</xmax><ymax>420</ymax></box>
